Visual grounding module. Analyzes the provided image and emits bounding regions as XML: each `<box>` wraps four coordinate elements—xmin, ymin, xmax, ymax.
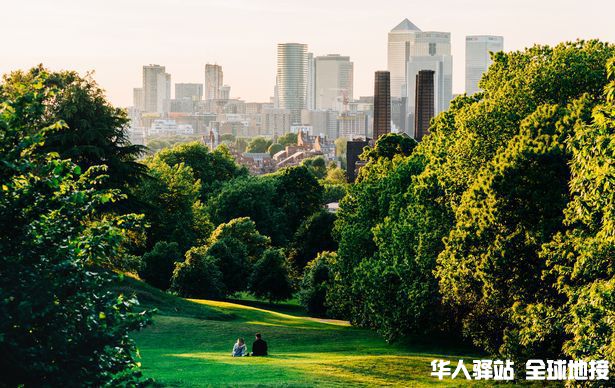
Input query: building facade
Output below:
<box><xmin>205</xmin><ymin>64</ymin><xmax>223</xmax><ymax>101</ymax></box>
<box><xmin>373</xmin><ymin>71</ymin><xmax>391</xmax><ymax>141</ymax></box>
<box><xmin>387</xmin><ymin>18</ymin><xmax>421</xmax><ymax>98</ymax></box>
<box><xmin>314</xmin><ymin>54</ymin><xmax>354</xmax><ymax>111</ymax></box>
<box><xmin>175</xmin><ymin>83</ymin><xmax>203</xmax><ymax>101</ymax></box>
<box><xmin>405</xmin><ymin>31</ymin><xmax>452</xmax><ymax>136</ymax></box>
<box><xmin>275</xmin><ymin>43</ymin><xmax>308</xmax><ymax>125</ymax></box>
<box><xmin>414</xmin><ymin>70</ymin><xmax>435</xmax><ymax>141</ymax></box>
<box><xmin>143</xmin><ymin>64</ymin><xmax>171</xmax><ymax>114</ymax></box>
<box><xmin>465</xmin><ymin>35</ymin><xmax>504</xmax><ymax>95</ymax></box>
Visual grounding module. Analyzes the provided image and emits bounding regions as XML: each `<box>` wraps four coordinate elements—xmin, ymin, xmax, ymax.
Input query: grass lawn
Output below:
<box><xmin>125</xmin><ymin>277</ymin><xmax>487</xmax><ymax>386</ymax></box>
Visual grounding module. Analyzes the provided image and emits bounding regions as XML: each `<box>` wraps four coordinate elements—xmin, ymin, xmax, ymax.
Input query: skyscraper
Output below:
<box><xmin>405</xmin><ymin>31</ymin><xmax>452</xmax><ymax>136</ymax></box>
<box><xmin>142</xmin><ymin>64</ymin><xmax>171</xmax><ymax>114</ymax></box>
<box><xmin>314</xmin><ymin>54</ymin><xmax>354</xmax><ymax>111</ymax></box>
<box><xmin>414</xmin><ymin>70</ymin><xmax>435</xmax><ymax>141</ymax></box>
<box><xmin>306</xmin><ymin>52</ymin><xmax>315</xmax><ymax>110</ymax></box>
<box><xmin>373</xmin><ymin>71</ymin><xmax>391</xmax><ymax>140</ymax></box>
<box><xmin>205</xmin><ymin>64</ymin><xmax>223</xmax><ymax>100</ymax></box>
<box><xmin>276</xmin><ymin>43</ymin><xmax>308</xmax><ymax>125</ymax></box>
<box><xmin>133</xmin><ymin>87</ymin><xmax>144</xmax><ymax>111</ymax></box>
<box><xmin>465</xmin><ymin>35</ymin><xmax>504</xmax><ymax>95</ymax></box>
<box><xmin>387</xmin><ymin>18</ymin><xmax>421</xmax><ymax>98</ymax></box>
<box><xmin>175</xmin><ymin>83</ymin><xmax>203</xmax><ymax>101</ymax></box>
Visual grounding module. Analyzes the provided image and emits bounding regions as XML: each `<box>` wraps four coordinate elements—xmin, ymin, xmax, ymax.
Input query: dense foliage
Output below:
<box><xmin>0</xmin><ymin>68</ymin><xmax>151</xmax><ymax>385</ymax></box>
<box><xmin>299</xmin><ymin>252</ymin><xmax>335</xmax><ymax>317</ymax></box>
<box><xmin>329</xmin><ymin>40</ymin><xmax>615</xmax><ymax>364</ymax></box>
<box><xmin>249</xmin><ymin>249</ymin><xmax>294</xmax><ymax>302</ymax></box>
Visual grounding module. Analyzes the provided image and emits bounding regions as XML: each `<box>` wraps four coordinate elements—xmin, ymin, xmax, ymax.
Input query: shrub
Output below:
<box><xmin>171</xmin><ymin>246</ymin><xmax>225</xmax><ymax>299</ymax></box>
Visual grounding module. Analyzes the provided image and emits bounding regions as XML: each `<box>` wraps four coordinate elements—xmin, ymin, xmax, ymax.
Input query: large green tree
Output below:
<box><xmin>0</xmin><ymin>70</ymin><xmax>151</xmax><ymax>385</ymax></box>
<box><xmin>0</xmin><ymin>65</ymin><xmax>146</xmax><ymax>193</ymax></box>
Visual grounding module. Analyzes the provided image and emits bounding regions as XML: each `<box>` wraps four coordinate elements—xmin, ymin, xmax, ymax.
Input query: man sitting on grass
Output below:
<box><xmin>251</xmin><ymin>333</ymin><xmax>268</xmax><ymax>356</ymax></box>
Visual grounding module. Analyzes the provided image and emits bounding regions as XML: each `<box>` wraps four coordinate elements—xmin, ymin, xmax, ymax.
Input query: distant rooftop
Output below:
<box><xmin>391</xmin><ymin>18</ymin><xmax>421</xmax><ymax>32</ymax></box>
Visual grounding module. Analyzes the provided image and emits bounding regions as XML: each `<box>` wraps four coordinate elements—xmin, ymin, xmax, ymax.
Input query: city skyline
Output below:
<box><xmin>3</xmin><ymin>0</ymin><xmax>614</xmax><ymax>107</ymax></box>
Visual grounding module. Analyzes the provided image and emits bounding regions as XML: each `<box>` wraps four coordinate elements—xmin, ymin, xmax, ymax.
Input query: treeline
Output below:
<box><xmin>321</xmin><ymin>40</ymin><xmax>615</xmax><ymax>365</ymax></box>
<box><xmin>133</xmin><ymin>141</ymin><xmax>342</xmax><ymax>301</ymax></box>
<box><xmin>0</xmin><ymin>65</ymin><xmax>346</xmax><ymax>384</ymax></box>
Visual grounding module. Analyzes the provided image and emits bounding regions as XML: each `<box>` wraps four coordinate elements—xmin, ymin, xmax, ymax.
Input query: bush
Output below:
<box><xmin>249</xmin><ymin>249</ymin><xmax>294</xmax><ymax>302</ymax></box>
<box><xmin>138</xmin><ymin>241</ymin><xmax>182</xmax><ymax>290</ymax></box>
<box><xmin>171</xmin><ymin>246</ymin><xmax>225</xmax><ymax>299</ymax></box>
<box><xmin>299</xmin><ymin>252</ymin><xmax>335</xmax><ymax>317</ymax></box>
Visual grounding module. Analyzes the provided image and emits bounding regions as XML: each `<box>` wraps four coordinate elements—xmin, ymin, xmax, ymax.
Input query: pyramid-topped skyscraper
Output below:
<box><xmin>388</xmin><ymin>19</ymin><xmax>421</xmax><ymax>99</ymax></box>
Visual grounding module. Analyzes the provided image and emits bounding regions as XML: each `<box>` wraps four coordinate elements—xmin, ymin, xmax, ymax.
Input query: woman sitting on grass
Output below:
<box><xmin>232</xmin><ymin>338</ymin><xmax>247</xmax><ymax>357</ymax></box>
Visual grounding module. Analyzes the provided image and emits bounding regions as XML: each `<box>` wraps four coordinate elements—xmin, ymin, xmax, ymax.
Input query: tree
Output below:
<box><xmin>132</xmin><ymin>158</ymin><xmax>212</xmax><ymax>252</ymax></box>
<box><xmin>171</xmin><ymin>246</ymin><xmax>225</xmax><ymax>299</ymax></box>
<box><xmin>246</xmin><ymin>137</ymin><xmax>272</xmax><ymax>153</ymax></box>
<box><xmin>154</xmin><ymin>141</ymin><xmax>246</xmax><ymax>200</ymax></box>
<box><xmin>208</xmin><ymin>217</ymin><xmax>270</xmax><ymax>263</ymax></box>
<box><xmin>249</xmin><ymin>249</ymin><xmax>294</xmax><ymax>302</ymax></box>
<box><xmin>288</xmin><ymin>210</ymin><xmax>337</xmax><ymax>274</ymax></box>
<box><xmin>302</xmin><ymin>156</ymin><xmax>327</xmax><ymax>179</ymax></box>
<box><xmin>436</xmin><ymin>104</ymin><xmax>574</xmax><ymax>356</ymax></box>
<box><xmin>208</xmin><ymin>177</ymin><xmax>287</xmax><ymax>244</ymax></box>
<box><xmin>278</xmin><ymin>132</ymin><xmax>297</xmax><ymax>146</ymax></box>
<box><xmin>0</xmin><ymin>66</ymin><xmax>146</xmax><ymax>193</ymax></box>
<box><xmin>299</xmin><ymin>252</ymin><xmax>335</xmax><ymax>317</ymax></box>
<box><xmin>324</xmin><ymin>166</ymin><xmax>347</xmax><ymax>185</ymax></box>
<box><xmin>0</xmin><ymin>75</ymin><xmax>151</xmax><ymax>385</ymax></box>
<box><xmin>205</xmin><ymin>217</ymin><xmax>271</xmax><ymax>295</ymax></box>
<box><xmin>138</xmin><ymin>241</ymin><xmax>182</xmax><ymax>290</ymax></box>
<box><xmin>273</xmin><ymin>165</ymin><xmax>323</xmax><ymax>237</ymax></box>
<box><xmin>361</xmin><ymin>133</ymin><xmax>417</xmax><ymax>161</ymax></box>
<box><xmin>268</xmin><ymin>142</ymin><xmax>284</xmax><ymax>156</ymax></box>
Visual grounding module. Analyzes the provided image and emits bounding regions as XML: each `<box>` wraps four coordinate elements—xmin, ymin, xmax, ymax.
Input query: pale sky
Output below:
<box><xmin>2</xmin><ymin>0</ymin><xmax>614</xmax><ymax>107</ymax></box>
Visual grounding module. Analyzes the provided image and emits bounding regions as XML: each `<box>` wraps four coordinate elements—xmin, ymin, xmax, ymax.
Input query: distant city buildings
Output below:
<box><xmin>142</xmin><ymin>64</ymin><xmax>171</xmax><ymax>114</ymax></box>
<box><xmin>128</xmin><ymin>23</ymin><xmax>504</xmax><ymax>175</ymax></box>
<box><xmin>314</xmin><ymin>54</ymin><xmax>354</xmax><ymax>111</ymax></box>
<box><xmin>175</xmin><ymin>83</ymin><xmax>203</xmax><ymax>101</ymax></box>
<box><xmin>275</xmin><ymin>43</ymin><xmax>308</xmax><ymax>124</ymax></box>
<box><xmin>465</xmin><ymin>35</ymin><xmax>504</xmax><ymax>95</ymax></box>
<box><xmin>388</xmin><ymin>19</ymin><xmax>421</xmax><ymax>99</ymax></box>
<box><xmin>373</xmin><ymin>71</ymin><xmax>391</xmax><ymax>141</ymax></box>
<box><xmin>205</xmin><ymin>64</ymin><xmax>223</xmax><ymax>101</ymax></box>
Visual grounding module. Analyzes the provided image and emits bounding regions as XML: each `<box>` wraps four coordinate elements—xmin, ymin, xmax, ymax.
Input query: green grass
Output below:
<box><xmin>126</xmin><ymin>278</ymin><xmax>487</xmax><ymax>386</ymax></box>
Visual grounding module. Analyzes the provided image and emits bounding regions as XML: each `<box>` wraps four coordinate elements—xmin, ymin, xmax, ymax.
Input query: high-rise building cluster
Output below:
<box><xmin>387</xmin><ymin>18</ymin><xmax>503</xmax><ymax>139</ymax></box>
<box><xmin>127</xmin><ymin>19</ymin><xmax>504</xmax><ymax>172</ymax></box>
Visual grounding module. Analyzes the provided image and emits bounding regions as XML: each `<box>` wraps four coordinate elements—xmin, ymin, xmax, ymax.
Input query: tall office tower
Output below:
<box><xmin>306</xmin><ymin>52</ymin><xmax>315</xmax><ymax>110</ymax></box>
<box><xmin>220</xmin><ymin>85</ymin><xmax>231</xmax><ymax>100</ymax></box>
<box><xmin>388</xmin><ymin>18</ymin><xmax>421</xmax><ymax>98</ymax></box>
<box><xmin>373</xmin><ymin>71</ymin><xmax>391</xmax><ymax>140</ymax></box>
<box><xmin>205</xmin><ymin>64</ymin><xmax>223</xmax><ymax>100</ymax></box>
<box><xmin>414</xmin><ymin>70</ymin><xmax>435</xmax><ymax>141</ymax></box>
<box><xmin>465</xmin><ymin>35</ymin><xmax>503</xmax><ymax>95</ymax></box>
<box><xmin>175</xmin><ymin>83</ymin><xmax>203</xmax><ymax>101</ymax></box>
<box><xmin>133</xmin><ymin>88</ymin><xmax>144</xmax><ymax>111</ymax></box>
<box><xmin>314</xmin><ymin>54</ymin><xmax>354</xmax><ymax>111</ymax></box>
<box><xmin>276</xmin><ymin>43</ymin><xmax>308</xmax><ymax>124</ymax></box>
<box><xmin>142</xmin><ymin>65</ymin><xmax>171</xmax><ymax>114</ymax></box>
<box><xmin>405</xmin><ymin>31</ymin><xmax>452</xmax><ymax>136</ymax></box>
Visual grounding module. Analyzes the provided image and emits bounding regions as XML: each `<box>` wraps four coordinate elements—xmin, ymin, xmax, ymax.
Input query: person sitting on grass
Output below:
<box><xmin>232</xmin><ymin>337</ymin><xmax>247</xmax><ymax>357</ymax></box>
<box><xmin>251</xmin><ymin>333</ymin><xmax>268</xmax><ymax>356</ymax></box>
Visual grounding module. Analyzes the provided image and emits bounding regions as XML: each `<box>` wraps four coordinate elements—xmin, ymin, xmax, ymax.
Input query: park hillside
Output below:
<box><xmin>0</xmin><ymin>40</ymin><xmax>613</xmax><ymax>386</ymax></box>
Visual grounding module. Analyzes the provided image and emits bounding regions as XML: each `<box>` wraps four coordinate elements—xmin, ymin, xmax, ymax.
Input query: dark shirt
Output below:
<box><xmin>252</xmin><ymin>339</ymin><xmax>268</xmax><ymax>356</ymax></box>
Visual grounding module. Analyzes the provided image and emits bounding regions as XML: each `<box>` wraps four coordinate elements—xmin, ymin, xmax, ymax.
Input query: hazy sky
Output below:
<box><xmin>3</xmin><ymin>0</ymin><xmax>614</xmax><ymax>107</ymax></box>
